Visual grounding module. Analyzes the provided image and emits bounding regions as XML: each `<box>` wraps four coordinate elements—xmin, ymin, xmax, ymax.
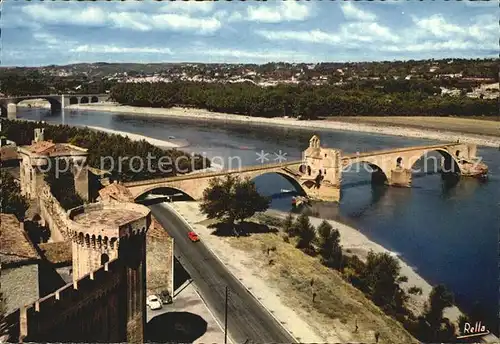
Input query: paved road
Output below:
<box><xmin>150</xmin><ymin>204</ymin><xmax>295</xmax><ymax>344</ymax></box>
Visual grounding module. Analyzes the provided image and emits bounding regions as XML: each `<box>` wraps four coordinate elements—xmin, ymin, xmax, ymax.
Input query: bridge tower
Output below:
<box><xmin>298</xmin><ymin>135</ymin><xmax>343</xmax><ymax>202</ymax></box>
<box><xmin>69</xmin><ymin>201</ymin><xmax>151</xmax><ymax>343</ymax></box>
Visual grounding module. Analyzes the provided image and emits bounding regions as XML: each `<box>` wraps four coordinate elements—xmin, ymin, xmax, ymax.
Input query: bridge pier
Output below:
<box><xmin>50</xmin><ymin>101</ymin><xmax>62</xmax><ymax>114</ymax></box>
<box><xmin>303</xmin><ymin>182</ymin><xmax>341</xmax><ymax>203</ymax></box>
<box><xmin>387</xmin><ymin>167</ymin><xmax>412</xmax><ymax>187</ymax></box>
<box><xmin>7</xmin><ymin>103</ymin><xmax>17</xmax><ymax>119</ymax></box>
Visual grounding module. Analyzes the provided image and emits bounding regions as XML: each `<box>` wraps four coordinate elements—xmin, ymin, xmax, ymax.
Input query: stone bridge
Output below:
<box><xmin>0</xmin><ymin>94</ymin><xmax>110</xmax><ymax>119</ymax></box>
<box><xmin>124</xmin><ymin>136</ymin><xmax>487</xmax><ymax>203</ymax></box>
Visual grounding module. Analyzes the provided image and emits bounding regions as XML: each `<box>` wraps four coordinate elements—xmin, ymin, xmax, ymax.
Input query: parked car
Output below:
<box><xmin>188</xmin><ymin>231</ymin><xmax>199</xmax><ymax>242</ymax></box>
<box><xmin>146</xmin><ymin>295</ymin><xmax>162</xmax><ymax>310</ymax></box>
<box><xmin>159</xmin><ymin>290</ymin><xmax>173</xmax><ymax>304</ymax></box>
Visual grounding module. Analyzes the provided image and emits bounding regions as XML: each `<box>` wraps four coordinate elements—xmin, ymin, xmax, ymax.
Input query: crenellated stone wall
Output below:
<box><xmin>16</xmin><ymin>259</ymin><xmax>127</xmax><ymax>343</ymax></box>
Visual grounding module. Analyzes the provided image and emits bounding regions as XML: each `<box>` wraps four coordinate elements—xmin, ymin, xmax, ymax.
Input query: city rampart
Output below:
<box><xmin>17</xmin><ymin>258</ymin><xmax>127</xmax><ymax>343</ymax></box>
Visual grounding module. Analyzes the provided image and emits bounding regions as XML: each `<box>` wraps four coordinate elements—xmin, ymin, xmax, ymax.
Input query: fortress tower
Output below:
<box><xmin>18</xmin><ymin>128</ymin><xmax>89</xmax><ymax>201</ymax></box>
<box><xmin>68</xmin><ymin>201</ymin><xmax>151</xmax><ymax>343</ymax></box>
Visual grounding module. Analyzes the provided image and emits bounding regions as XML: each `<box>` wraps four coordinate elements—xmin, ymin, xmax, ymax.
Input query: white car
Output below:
<box><xmin>147</xmin><ymin>295</ymin><xmax>162</xmax><ymax>310</ymax></box>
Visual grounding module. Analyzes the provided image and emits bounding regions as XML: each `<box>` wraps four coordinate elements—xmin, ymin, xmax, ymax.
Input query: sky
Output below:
<box><xmin>1</xmin><ymin>0</ymin><xmax>498</xmax><ymax>66</ymax></box>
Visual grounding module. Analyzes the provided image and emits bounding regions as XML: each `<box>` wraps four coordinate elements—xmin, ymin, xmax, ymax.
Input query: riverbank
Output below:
<box><xmin>82</xmin><ymin>125</ymin><xmax>182</xmax><ymax>149</ymax></box>
<box><xmin>168</xmin><ymin>201</ymin><xmax>457</xmax><ymax>343</ymax></box>
<box><xmin>68</xmin><ymin>103</ymin><xmax>500</xmax><ymax>147</ymax></box>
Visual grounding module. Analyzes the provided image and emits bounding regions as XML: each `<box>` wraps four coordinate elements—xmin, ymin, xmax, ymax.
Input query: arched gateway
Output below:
<box><xmin>123</xmin><ymin>136</ymin><xmax>488</xmax><ymax>203</ymax></box>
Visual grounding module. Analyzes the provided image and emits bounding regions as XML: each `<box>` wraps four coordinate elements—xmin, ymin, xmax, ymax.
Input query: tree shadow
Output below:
<box><xmin>146</xmin><ymin>311</ymin><xmax>207</xmax><ymax>343</ymax></box>
<box><xmin>209</xmin><ymin>221</ymin><xmax>278</xmax><ymax>237</ymax></box>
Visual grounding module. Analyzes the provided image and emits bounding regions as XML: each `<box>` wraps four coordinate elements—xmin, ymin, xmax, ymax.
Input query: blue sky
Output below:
<box><xmin>1</xmin><ymin>0</ymin><xmax>498</xmax><ymax>66</ymax></box>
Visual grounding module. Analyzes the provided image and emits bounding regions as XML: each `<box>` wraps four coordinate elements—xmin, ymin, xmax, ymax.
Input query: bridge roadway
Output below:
<box><xmin>124</xmin><ymin>142</ymin><xmax>464</xmax><ymax>188</ymax></box>
<box><xmin>150</xmin><ymin>203</ymin><xmax>296</xmax><ymax>344</ymax></box>
<box><xmin>124</xmin><ymin>160</ymin><xmax>304</xmax><ymax>187</ymax></box>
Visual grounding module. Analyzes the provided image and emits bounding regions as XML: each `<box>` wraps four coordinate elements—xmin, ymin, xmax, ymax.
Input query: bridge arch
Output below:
<box><xmin>134</xmin><ymin>186</ymin><xmax>196</xmax><ymax>202</ymax></box>
<box><xmin>342</xmin><ymin>160</ymin><xmax>389</xmax><ymax>186</ymax></box>
<box><xmin>409</xmin><ymin>148</ymin><xmax>462</xmax><ymax>176</ymax></box>
<box><xmin>91</xmin><ymin>96</ymin><xmax>99</xmax><ymax>103</ymax></box>
<box><xmin>80</xmin><ymin>96</ymin><xmax>89</xmax><ymax>104</ymax></box>
<box><xmin>69</xmin><ymin>96</ymin><xmax>79</xmax><ymax>105</ymax></box>
<box><xmin>249</xmin><ymin>171</ymin><xmax>307</xmax><ymax>197</ymax></box>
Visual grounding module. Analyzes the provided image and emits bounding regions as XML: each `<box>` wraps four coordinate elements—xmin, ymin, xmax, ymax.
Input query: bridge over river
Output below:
<box><xmin>0</xmin><ymin>93</ymin><xmax>110</xmax><ymax>119</ymax></box>
<box><xmin>124</xmin><ymin>135</ymin><xmax>488</xmax><ymax>203</ymax></box>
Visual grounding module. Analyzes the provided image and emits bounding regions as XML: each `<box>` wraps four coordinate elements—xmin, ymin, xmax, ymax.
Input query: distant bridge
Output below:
<box><xmin>0</xmin><ymin>94</ymin><xmax>110</xmax><ymax>119</ymax></box>
<box><xmin>124</xmin><ymin>137</ymin><xmax>487</xmax><ymax>203</ymax></box>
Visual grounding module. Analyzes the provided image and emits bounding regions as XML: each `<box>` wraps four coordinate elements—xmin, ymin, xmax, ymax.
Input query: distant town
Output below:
<box><xmin>0</xmin><ymin>59</ymin><xmax>498</xmax><ymax>100</ymax></box>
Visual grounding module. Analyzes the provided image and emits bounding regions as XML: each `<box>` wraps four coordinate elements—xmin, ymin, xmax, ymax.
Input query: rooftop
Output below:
<box><xmin>38</xmin><ymin>241</ymin><xmax>72</xmax><ymax>265</ymax></box>
<box><xmin>19</xmin><ymin>141</ymin><xmax>87</xmax><ymax>157</ymax></box>
<box><xmin>68</xmin><ymin>202</ymin><xmax>150</xmax><ymax>237</ymax></box>
<box><xmin>73</xmin><ymin>208</ymin><xmax>143</xmax><ymax>228</ymax></box>
<box><xmin>0</xmin><ymin>214</ymin><xmax>39</xmax><ymax>264</ymax></box>
<box><xmin>98</xmin><ymin>181</ymin><xmax>134</xmax><ymax>203</ymax></box>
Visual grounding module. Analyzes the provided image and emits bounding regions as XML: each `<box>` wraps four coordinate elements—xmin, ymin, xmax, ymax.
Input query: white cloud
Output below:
<box><xmin>256</xmin><ymin>12</ymin><xmax>496</xmax><ymax>55</ymax></box>
<box><xmin>412</xmin><ymin>14</ymin><xmax>464</xmax><ymax>38</ymax></box>
<box><xmin>22</xmin><ymin>4</ymin><xmax>108</xmax><ymax>26</ymax></box>
<box><xmin>340</xmin><ymin>2</ymin><xmax>377</xmax><ymax>21</ymax></box>
<box><xmin>160</xmin><ymin>1</ymin><xmax>216</xmax><ymax>14</ymax></box>
<box><xmin>257</xmin><ymin>21</ymin><xmax>398</xmax><ymax>47</ymax></box>
<box><xmin>196</xmin><ymin>48</ymin><xmax>314</xmax><ymax>62</ymax></box>
<box><xmin>71</xmin><ymin>45</ymin><xmax>173</xmax><ymax>54</ymax></box>
<box><xmin>33</xmin><ymin>32</ymin><xmax>78</xmax><ymax>49</ymax></box>
<box><xmin>108</xmin><ymin>12</ymin><xmax>152</xmax><ymax>31</ymax></box>
<box><xmin>256</xmin><ymin>29</ymin><xmax>341</xmax><ymax>45</ymax></box>
<box><xmin>247</xmin><ymin>1</ymin><xmax>312</xmax><ymax>23</ymax></box>
<box><xmin>340</xmin><ymin>22</ymin><xmax>400</xmax><ymax>43</ymax></box>
<box><xmin>150</xmin><ymin>13</ymin><xmax>221</xmax><ymax>33</ymax></box>
<box><xmin>20</xmin><ymin>3</ymin><xmax>221</xmax><ymax>34</ymax></box>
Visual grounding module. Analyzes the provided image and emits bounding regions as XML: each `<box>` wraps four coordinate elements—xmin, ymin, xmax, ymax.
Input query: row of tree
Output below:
<box><xmin>110</xmin><ymin>81</ymin><xmax>497</xmax><ymax>118</ymax></box>
<box><xmin>281</xmin><ymin>212</ymin><xmax>459</xmax><ymax>342</ymax></box>
<box><xmin>1</xmin><ymin>120</ymin><xmax>209</xmax><ymax>182</ymax></box>
<box><xmin>0</xmin><ymin>69</ymin><xmax>116</xmax><ymax>96</ymax></box>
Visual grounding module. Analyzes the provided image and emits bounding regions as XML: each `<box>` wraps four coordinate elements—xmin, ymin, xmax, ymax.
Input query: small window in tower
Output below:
<box><xmin>101</xmin><ymin>253</ymin><xmax>109</xmax><ymax>265</ymax></box>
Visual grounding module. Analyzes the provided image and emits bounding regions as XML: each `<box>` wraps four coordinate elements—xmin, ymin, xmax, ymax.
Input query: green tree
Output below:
<box><xmin>200</xmin><ymin>175</ymin><xmax>270</xmax><ymax>228</ymax></box>
<box><xmin>1</xmin><ymin>119</ymin><xmax>208</xmax><ymax>183</ymax></box>
<box><xmin>294</xmin><ymin>213</ymin><xmax>316</xmax><ymax>250</ymax></box>
<box><xmin>424</xmin><ymin>285</ymin><xmax>455</xmax><ymax>335</ymax></box>
<box><xmin>315</xmin><ymin>220</ymin><xmax>343</xmax><ymax>269</ymax></box>
<box><xmin>1</xmin><ymin>170</ymin><xmax>29</xmax><ymax>220</ymax></box>
<box><xmin>361</xmin><ymin>251</ymin><xmax>407</xmax><ymax>313</ymax></box>
<box><xmin>282</xmin><ymin>212</ymin><xmax>296</xmax><ymax>236</ymax></box>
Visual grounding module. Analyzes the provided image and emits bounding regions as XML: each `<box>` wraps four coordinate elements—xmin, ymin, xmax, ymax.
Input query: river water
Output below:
<box><xmin>19</xmin><ymin>107</ymin><xmax>499</xmax><ymax>330</ymax></box>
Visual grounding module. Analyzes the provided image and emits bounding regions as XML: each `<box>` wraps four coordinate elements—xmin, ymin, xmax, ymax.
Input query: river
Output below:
<box><xmin>19</xmin><ymin>107</ymin><xmax>499</xmax><ymax>331</ymax></box>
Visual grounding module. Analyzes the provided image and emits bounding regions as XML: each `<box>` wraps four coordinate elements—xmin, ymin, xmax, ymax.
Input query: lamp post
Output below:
<box><xmin>224</xmin><ymin>286</ymin><xmax>229</xmax><ymax>344</ymax></box>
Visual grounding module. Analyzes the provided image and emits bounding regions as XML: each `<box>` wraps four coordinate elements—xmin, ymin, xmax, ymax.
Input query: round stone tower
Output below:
<box><xmin>68</xmin><ymin>201</ymin><xmax>151</xmax><ymax>343</ymax></box>
<box><xmin>68</xmin><ymin>201</ymin><xmax>150</xmax><ymax>280</ymax></box>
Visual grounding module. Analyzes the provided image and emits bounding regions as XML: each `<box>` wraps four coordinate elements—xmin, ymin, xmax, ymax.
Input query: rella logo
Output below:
<box><xmin>456</xmin><ymin>321</ymin><xmax>490</xmax><ymax>339</ymax></box>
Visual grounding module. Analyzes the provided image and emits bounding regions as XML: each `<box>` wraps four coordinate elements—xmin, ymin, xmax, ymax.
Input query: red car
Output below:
<box><xmin>188</xmin><ymin>231</ymin><xmax>200</xmax><ymax>242</ymax></box>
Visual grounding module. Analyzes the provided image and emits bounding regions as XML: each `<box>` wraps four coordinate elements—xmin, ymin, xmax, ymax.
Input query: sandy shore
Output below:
<box><xmin>82</xmin><ymin>125</ymin><xmax>182</xmax><ymax>149</ymax></box>
<box><xmin>69</xmin><ymin>103</ymin><xmax>500</xmax><ymax>147</ymax></box>
<box><xmin>167</xmin><ymin>201</ymin><xmax>461</xmax><ymax>342</ymax></box>
<box><xmin>266</xmin><ymin>209</ymin><xmax>461</xmax><ymax>322</ymax></box>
